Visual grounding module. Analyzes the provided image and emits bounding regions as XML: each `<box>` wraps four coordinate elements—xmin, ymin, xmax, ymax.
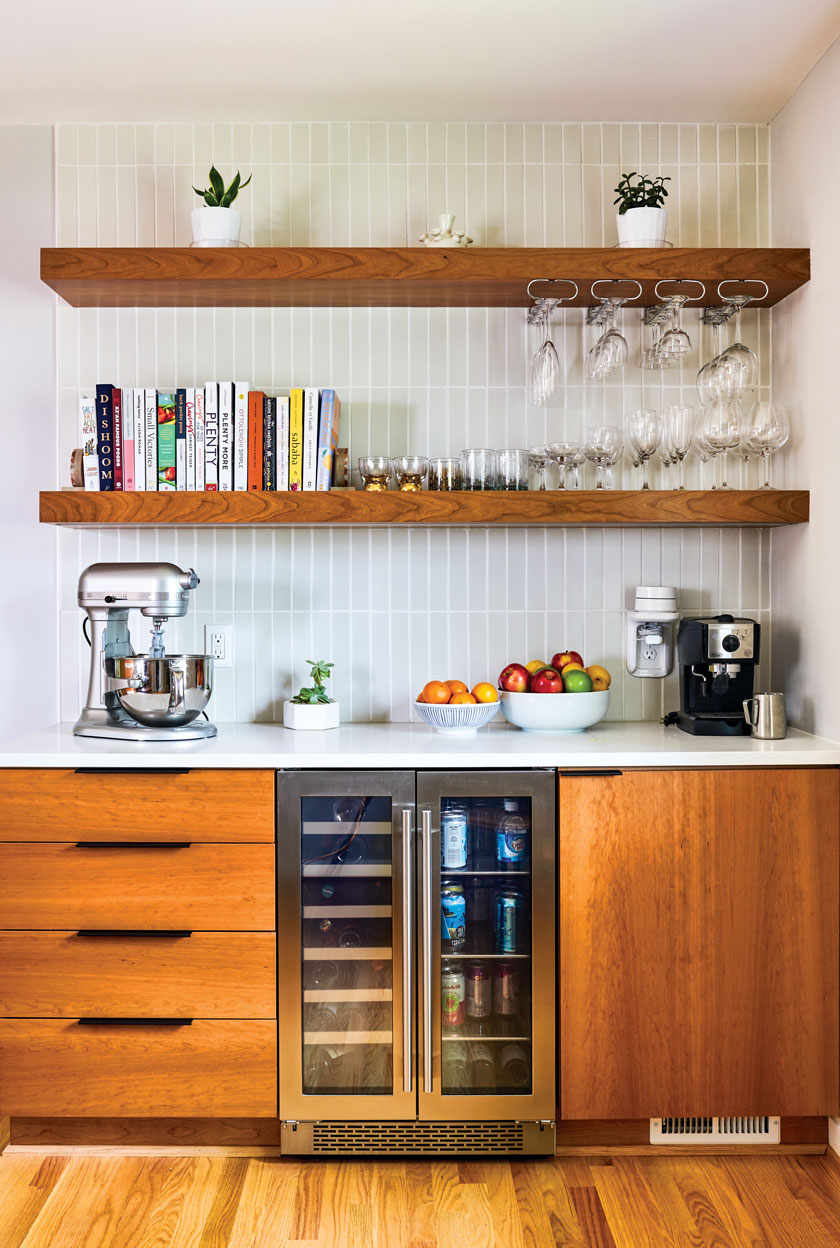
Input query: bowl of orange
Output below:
<box><xmin>414</xmin><ymin>679</ymin><xmax>501</xmax><ymax>735</ymax></box>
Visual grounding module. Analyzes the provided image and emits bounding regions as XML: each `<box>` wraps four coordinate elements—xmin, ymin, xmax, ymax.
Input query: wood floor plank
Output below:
<box><xmin>289</xmin><ymin>1162</ymin><xmax>325</xmax><ymax>1242</ymax></box>
<box><xmin>196</xmin><ymin>1158</ymin><xmax>250</xmax><ymax>1248</ymax></box>
<box><xmin>225</xmin><ymin>1159</ymin><xmax>301</xmax><ymax>1248</ymax></box>
<box><xmin>773</xmin><ymin>1154</ymin><xmax>840</xmax><ymax>1244</ymax></box>
<box><xmin>511</xmin><ymin>1158</ymin><xmax>586</xmax><ymax>1248</ymax></box>
<box><xmin>661</xmin><ymin>1157</ymin><xmax>772</xmax><ymax>1248</ymax></box>
<box><xmin>569</xmin><ymin>1187</ymin><xmax>618</xmax><ymax>1248</ymax></box>
<box><xmin>403</xmin><ymin>1159</ymin><xmax>437</xmax><ymax>1247</ymax></box>
<box><xmin>593</xmin><ymin>1159</ymin><xmax>681</xmax><ymax>1248</ymax></box>
<box><xmin>116</xmin><ymin>1157</ymin><xmax>222</xmax><ymax>1248</ymax></box>
<box><xmin>370</xmin><ymin>1163</ymin><xmax>409</xmax><ymax>1248</ymax></box>
<box><xmin>0</xmin><ymin>1157</ymin><xmax>67</xmax><ymax>1248</ymax></box>
<box><xmin>716</xmin><ymin>1157</ymin><xmax>840</xmax><ymax>1248</ymax></box>
<box><xmin>18</xmin><ymin>1156</ymin><xmax>149</xmax><ymax>1248</ymax></box>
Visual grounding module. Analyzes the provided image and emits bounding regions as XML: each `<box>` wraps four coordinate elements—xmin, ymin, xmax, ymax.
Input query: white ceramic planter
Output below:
<box><xmin>191</xmin><ymin>205</ymin><xmax>242</xmax><ymax>248</ymax></box>
<box><xmin>616</xmin><ymin>206</ymin><xmax>668</xmax><ymax>248</ymax></box>
<box><xmin>283</xmin><ymin>699</ymin><xmax>340</xmax><ymax>730</ymax></box>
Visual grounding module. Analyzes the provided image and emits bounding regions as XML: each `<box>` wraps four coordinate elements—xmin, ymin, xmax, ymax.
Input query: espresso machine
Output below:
<box><xmin>74</xmin><ymin>562</ymin><xmax>216</xmax><ymax>741</ymax></box>
<box><xmin>668</xmin><ymin>614</ymin><xmax>760</xmax><ymax>736</ymax></box>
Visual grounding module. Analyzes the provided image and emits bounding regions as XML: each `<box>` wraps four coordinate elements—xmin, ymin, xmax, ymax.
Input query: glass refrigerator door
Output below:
<box><xmin>416</xmin><ymin>770</ymin><xmax>556</xmax><ymax>1121</ymax></box>
<box><xmin>277</xmin><ymin>771</ymin><xmax>416</xmax><ymax>1121</ymax></box>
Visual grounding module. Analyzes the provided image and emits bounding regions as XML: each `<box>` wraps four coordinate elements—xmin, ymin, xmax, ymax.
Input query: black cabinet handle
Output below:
<box><xmin>73</xmin><ymin>768</ymin><xmax>192</xmax><ymax>775</ymax></box>
<box><xmin>73</xmin><ymin>842</ymin><xmax>192</xmax><ymax>849</ymax></box>
<box><xmin>75</xmin><ymin>930</ymin><xmax>193</xmax><ymax>939</ymax></box>
<box><xmin>76</xmin><ymin>1018</ymin><xmax>193</xmax><ymax>1027</ymax></box>
<box><xmin>559</xmin><ymin>769</ymin><xmax>623</xmax><ymax>777</ymax></box>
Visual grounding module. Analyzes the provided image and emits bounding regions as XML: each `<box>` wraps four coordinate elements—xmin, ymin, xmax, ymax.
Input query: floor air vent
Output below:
<box><xmin>311</xmin><ymin>1121</ymin><xmax>526</xmax><ymax>1154</ymax></box>
<box><xmin>651</xmin><ymin>1116</ymin><xmax>781</xmax><ymax>1144</ymax></box>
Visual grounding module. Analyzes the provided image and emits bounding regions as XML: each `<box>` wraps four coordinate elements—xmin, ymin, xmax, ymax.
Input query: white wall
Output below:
<box><xmin>771</xmin><ymin>37</ymin><xmax>840</xmax><ymax>738</ymax></box>
<box><xmin>0</xmin><ymin>126</ymin><xmax>57</xmax><ymax>740</ymax></box>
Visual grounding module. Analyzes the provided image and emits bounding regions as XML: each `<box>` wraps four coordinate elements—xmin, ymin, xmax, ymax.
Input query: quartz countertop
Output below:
<box><xmin>0</xmin><ymin>720</ymin><xmax>837</xmax><ymax>769</ymax></box>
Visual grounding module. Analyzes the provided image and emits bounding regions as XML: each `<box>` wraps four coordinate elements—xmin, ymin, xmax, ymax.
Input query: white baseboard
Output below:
<box><xmin>829</xmin><ymin>1117</ymin><xmax>840</xmax><ymax>1158</ymax></box>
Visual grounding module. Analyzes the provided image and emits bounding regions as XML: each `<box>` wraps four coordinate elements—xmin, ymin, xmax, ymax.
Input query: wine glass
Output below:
<box><xmin>584</xmin><ymin>426</ymin><xmax>623</xmax><ymax>490</ymax></box>
<box><xmin>547</xmin><ymin>442</ymin><xmax>582</xmax><ymax>490</ymax></box>
<box><xmin>716</xmin><ymin>296</ymin><xmax>759</xmax><ymax>395</ymax></box>
<box><xmin>701</xmin><ymin>399</ymin><xmax>744</xmax><ymax>490</ymax></box>
<box><xmin>748</xmin><ymin>402</ymin><xmax>790</xmax><ymax>488</ymax></box>
<box><xmin>626</xmin><ymin>410</ymin><xmax>661</xmax><ymax>491</ymax></box>
<box><xmin>664</xmin><ymin>405</ymin><xmax>694</xmax><ymax>490</ymax></box>
<box><xmin>693</xmin><ymin>412</ymin><xmax>717</xmax><ymax>488</ymax></box>
<box><xmin>528</xmin><ymin>308</ymin><xmax>561</xmax><ymax>405</ymax></box>
<box><xmin>528</xmin><ymin>446</ymin><xmax>552</xmax><ymax>491</ymax></box>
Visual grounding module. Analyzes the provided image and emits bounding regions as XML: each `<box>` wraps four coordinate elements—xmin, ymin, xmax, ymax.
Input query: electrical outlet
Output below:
<box><xmin>204</xmin><ymin>625</ymin><xmax>232</xmax><ymax>668</ymax></box>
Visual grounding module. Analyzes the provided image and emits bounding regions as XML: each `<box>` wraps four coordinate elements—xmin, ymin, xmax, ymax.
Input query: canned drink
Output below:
<box><xmin>493</xmin><ymin>961</ymin><xmax>521</xmax><ymax>1016</ymax></box>
<box><xmin>495</xmin><ymin>889</ymin><xmax>527</xmax><ymax>953</ymax></box>
<box><xmin>469</xmin><ymin>1042</ymin><xmax>497</xmax><ymax>1088</ymax></box>
<box><xmin>441</xmin><ymin>883</ymin><xmax>466</xmax><ymax>951</ymax></box>
<box><xmin>441</xmin><ymin>805</ymin><xmax>468</xmax><ymax>870</ymax></box>
<box><xmin>465</xmin><ymin>962</ymin><xmax>492</xmax><ymax>1019</ymax></box>
<box><xmin>500</xmin><ymin>1043</ymin><xmax>530</xmax><ymax>1088</ymax></box>
<box><xmin>441</xmin><ymin>963</ymin><xmax>466</xmax><ymax>1028</ymax></box>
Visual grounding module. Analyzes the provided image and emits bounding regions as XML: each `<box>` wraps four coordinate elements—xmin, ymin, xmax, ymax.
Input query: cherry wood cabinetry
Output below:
<box><xmin>558</xmin><ymin>767</ymin><xmax>840</xmax><ymax>1120</ymax></box>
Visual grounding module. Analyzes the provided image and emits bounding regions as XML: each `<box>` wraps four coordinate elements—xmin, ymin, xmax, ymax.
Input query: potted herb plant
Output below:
<box><xmin>614</xmin><ymin>172</ymin><xmax>671</xmax><ymax>248</ymax></box>
<box><xmin>191</xmin><ymin>165</ymin><xmax>252</xmax><ymax>247</ymax></box>
<box><xmin>283</xmin><ymin>659</ymin><xmax>340</xmax><ymax>730</ymax></box>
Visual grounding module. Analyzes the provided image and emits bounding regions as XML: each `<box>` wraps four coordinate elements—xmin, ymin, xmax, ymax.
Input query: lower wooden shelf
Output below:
<box><xmin>39</xmin><ymin>488</ymin><xmax>810</xmax><ymax>527</ymax></box>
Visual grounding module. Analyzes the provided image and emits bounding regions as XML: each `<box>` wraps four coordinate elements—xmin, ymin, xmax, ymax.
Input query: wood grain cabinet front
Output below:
<box><xmin>559</xmin><ymin>767</ymin><xmax>840</xmax><ymax>1120</ymax></box>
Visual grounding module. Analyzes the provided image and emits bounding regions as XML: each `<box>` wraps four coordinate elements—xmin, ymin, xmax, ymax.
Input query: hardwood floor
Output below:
<box><xmin>1</xmin><ymin>1151</ymin><xmax>839</xmax><ymax>1247</ymax></box>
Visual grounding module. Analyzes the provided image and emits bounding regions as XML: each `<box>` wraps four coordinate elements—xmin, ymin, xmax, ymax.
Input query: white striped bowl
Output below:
<box><xmin>413</xmin><ymin>699</ymin><xmax>501</xmax><ymax>734</ymax></box>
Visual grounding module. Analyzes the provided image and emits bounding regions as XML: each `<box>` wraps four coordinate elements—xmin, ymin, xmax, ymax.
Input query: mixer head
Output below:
<box><xmin>78</xmin><ymin>562</ymin><xmax>200</xmax><ymax>619</ymax></box>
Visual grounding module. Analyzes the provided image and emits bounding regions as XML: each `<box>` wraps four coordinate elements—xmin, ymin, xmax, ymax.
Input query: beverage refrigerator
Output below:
<box><xmin>277</xmin><ymin>769</ymin><xmax>556</xmax><ymax>1155</ymax></box>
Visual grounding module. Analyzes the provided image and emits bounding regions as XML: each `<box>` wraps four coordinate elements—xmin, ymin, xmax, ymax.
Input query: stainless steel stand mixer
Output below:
<box><xmin>74</xmin><ymin>562</ymin><xmax>216</xmax><ymax>741</ymax></box>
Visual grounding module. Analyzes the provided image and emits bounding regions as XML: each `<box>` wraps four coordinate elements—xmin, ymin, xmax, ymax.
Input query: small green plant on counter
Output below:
<box><xmin>291</xmin><ymin>659</ymin><xmax>335</xmax><ymax>705</ymax></box>
<box><xmin>193</xmin><ymin>165</ymin><xmax>252</xmax><ymax>208</ymax></box>
<box><xmin>614</xmin><ymin>172</ymin><xmax>671</xmax><ymax>214</ymax></box>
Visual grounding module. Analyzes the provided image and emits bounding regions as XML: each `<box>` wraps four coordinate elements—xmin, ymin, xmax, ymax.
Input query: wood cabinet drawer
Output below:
<box><xmin>0</xmin><ymin>932</ymin><xmax>276</xmax><ymax>1018</ymax></box>
<box><xmin>0</xmin><ymin>1019</ymin><xmax>277</xmax><ymax>1117</ymax></box>
<box><xmin>0</xmin><ymin>768</ymin><xmax>274</xmax><ymax>842</ymax></box>
<box><xmin>0</xmin><ymin>843</ymin><xmax>275</xmax><ymax>930</ymax></box>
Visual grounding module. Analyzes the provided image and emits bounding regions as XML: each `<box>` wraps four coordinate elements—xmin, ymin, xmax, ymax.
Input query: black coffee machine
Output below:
<box><xmin>668</xmin><ymin>615</ymin><xmax>760</xmax><ymax>736</ymax></box>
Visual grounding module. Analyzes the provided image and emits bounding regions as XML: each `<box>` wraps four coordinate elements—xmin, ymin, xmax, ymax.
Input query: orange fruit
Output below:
<box><xmin>421</xmin><ymin>680</ymin><xmax>451</xmax><ymax>705</ymax></box>
<box><xmin>450</xmin><ymin>691</ymin><xmax>477</xmax><ymax>705</ymax></box>
<box><xmin>445</xmin><ymin>679</ymin><xmax>469</xmax><ymax>695</ymax></box>
<box><xmin>471</xmin><ymin>682</ymin><xmax>498</xmax><ymax>704</ymax></box>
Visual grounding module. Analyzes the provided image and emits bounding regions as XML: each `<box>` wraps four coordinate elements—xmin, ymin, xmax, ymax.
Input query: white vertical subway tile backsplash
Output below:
<box><xmin>55</xmin><ymin>121</ymin><xmax>772</xmax><ymax>723</ymax></box>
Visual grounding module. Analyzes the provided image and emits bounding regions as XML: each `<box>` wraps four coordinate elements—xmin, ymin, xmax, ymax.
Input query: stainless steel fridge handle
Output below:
<box><xmin>421</xmin><ymin>807</ymin><xmax>433</xmax><ymax>1094</ymax></box>
<box><xmin>401</xmin><ymin>806</ymin><xmax>413</xmax><ymax>1094</ymax></box>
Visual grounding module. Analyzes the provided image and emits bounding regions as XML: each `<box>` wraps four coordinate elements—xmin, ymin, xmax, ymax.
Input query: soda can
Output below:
<box><xmin>441</xmin><ymin>805</ymin><xmax>468</xmax><ymax>870</ymax></box>
<box><xmin>495</xmin><ymin>889</ymin><xmax>527</xmax><ymax>953</ymax></box>
<box><xmin>441</xmin><ymin>963</ymin><xmax>466</xmax><ymax>1028</ymax></box>
<box><xmin>465</xmin><ymin>962</ymin><xmax>492</xmax><ymax>1019</ymax></box>
<box><xmin>493</xmin><ymin>962</ymin><xmax>521</xmax><ymax>1016</ymax></box>
<box><xmin>441</xmin><ymin>883</ymin><xmax>466</xmax><ymax>951</ymax></box>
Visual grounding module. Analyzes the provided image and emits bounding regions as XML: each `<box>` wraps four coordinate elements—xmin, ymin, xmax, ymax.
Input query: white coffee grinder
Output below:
<box><xmin>625</xmin><ymin>586</ymin><xmax>679</xmax><ymax>679</ymax></box>
<box><xmin>74</xmin><ymin>561</ymin><xmax>216</xmax><ymax>741</ymax></box>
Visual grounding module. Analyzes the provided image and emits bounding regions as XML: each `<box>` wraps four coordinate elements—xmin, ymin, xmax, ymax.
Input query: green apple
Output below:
<box><xmin>563</xmin><ymin>669</ymin><xmax>594</xmax><ymax>693</ymax></box>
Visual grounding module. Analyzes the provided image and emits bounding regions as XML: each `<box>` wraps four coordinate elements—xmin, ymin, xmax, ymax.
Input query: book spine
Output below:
<box><xmin>218</xmin><ymin>382</ymin><xmax>233</xmax><ymax>491</ymax></box>
<box><xmin>277</xmin><ymin>396</ymin><xmax>290</xmax><ymax>491</ymax></box>
<box><xmin>112</xmin><ymin>388</ymin><xmax>123</xmax><ymax>490</ymax></box>
<box><xmin>175</xmin><ymin>388</ymin><xmax>187</xmax><ymax>491</ymax></box>
<box><xmin>133</xmin><ymin>389</ymin><xmax>145</xmax><ymax>490</ymax></box>
<box><xmin>95</xmin><ymin>384</ymin><xmax>115</xmax><ymax>491</ymax></box>
<box><xmin>315</xmin><ymin>390</ymin><xmax>341</xmax><ymax>491</ymax></box>
<box><xmin>289</xmin><ymin>389</ymin><xmax>304</xmax><ymax>490</ymax></box>
<box><xmin>79</xmin><ymin>393</ymin><xmax>99</xmax><ymax>491</ymax></box>
<box><xmin>144</xmin><ymin>388</ymin><xmax>158</xmax><ymax>490</ymax></box>
<box><xmin>204</xmin><ymin>383</ymin><xmax>218</xmax><ymax>490</ymax></box>
<box><xmin>263</xmin><ymin>396</ymin><xmax>276</xmax><ymax>490</ymax></box>
<box><xmin>194</xmin><ymin>387</ymin><xmax>205</xmax><ymax>492</ymax></box>
<box><xmin>302</xmin><ymin>387</ymin><xmax>320</xmax><ymax>490</ymax></box>
<box><xmin>186</xmin><ymin>388</ymin><xmax>196</xmax><ymax>491</ymax></box>
<box><xmin>157</xmin><ymin>393</ymin><xmax>177</xmax><ymax>490</ymax></box>
<box><xmin>247</xmin><ymin>391</ymin><xmax>264</xmax><ymax>490</ymax></box>
<box><xmin>233</xmin><ymin>382</ymin><xmax>249</xmax><ymax>491</ymax></box>
<box><xmin>122</xmin><ymin>389</ymin><xmax>135</xmax><ymax>491</ymax></box>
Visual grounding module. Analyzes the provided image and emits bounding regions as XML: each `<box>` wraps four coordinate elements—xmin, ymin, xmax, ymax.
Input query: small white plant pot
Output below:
<box><xmin>191</xmin><ymin>205</ymin><xmax>242</xmax><ymax>248</ymax></box>
<box><xmin>283</xmin><ymin>699</ymin><xmax>340</xmax><ymax>730</ymax></box>
<box><xmin>616</xmin><ymin>206</ymin><xmax>668</xmax><ymax>248</ymax></box>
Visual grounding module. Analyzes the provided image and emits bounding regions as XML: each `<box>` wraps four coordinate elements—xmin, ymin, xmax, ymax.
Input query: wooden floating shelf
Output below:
<box><xmin>39</xmin><ymin>490</ymin><xmax>810</xmax><ymax>528</ymax></box>
<box><xmin>40</xmin><ymin>247</ymin><xmax>810</xmax><ymax>309</ymax></box>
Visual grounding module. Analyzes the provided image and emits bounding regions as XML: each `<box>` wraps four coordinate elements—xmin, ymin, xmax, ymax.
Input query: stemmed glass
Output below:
<box><xmin>715</xmin><ymin>284</ymin><xmax>763</xmax><ymax>395</ymax></box>
<box><xmin>526</xmin><ymin>279</ymin><xmax>578</xmax><ymax>406</ymax></box>
<box><xmin>547</xmin><ymin>442</ymin><xmax>583</xmax><ymax>490</ymax></box>
<box><xmin>585</xmin><ymin>280</ymin><xmax>641</xmax><ymax>382</ymax></box>
<box><xmin>748</xmin><ymin>402</ymin><xmax>790</xmax><ymax>488</ymax></box>
<box><xmin>584</xmin><ymin>425</ymin><xmax>623</xmax><ymax>490</ymax></box>
<box><xmin>626</xmin><ymin>410</ymin><xmax>661</xmax><ymax>491</ymax></box>
<box><xmin>528</xmin><ymin>446</ymin><xmax>552</xmax><ymax>491</ymax></box>
<box><xmin>663</xmin><ymin>405</ymin><xmax>694</xmax><ymax>489</ymax></box>
<box><xmin>701</xmin><ymin>399</ymin><xmax>744</xmax><ymax>489</ymax></box>
<box><xmin>693</xmin><ymin>412</ymin><xmax>717</xmax><ymax>488</ymax></box>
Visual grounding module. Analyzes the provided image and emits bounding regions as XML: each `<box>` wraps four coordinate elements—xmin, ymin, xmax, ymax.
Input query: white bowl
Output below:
<box><xmin>413</xmin><ymin>699</ymin><xmax>501</xmax><ymax>735</ymax></box>
<box><xmin>500</xmin><ymin>689</ymin><xmax>610</xmax><ymax>733</ymax></box>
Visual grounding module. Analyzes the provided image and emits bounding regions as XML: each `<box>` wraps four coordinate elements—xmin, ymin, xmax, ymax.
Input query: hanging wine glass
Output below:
<box><xmin>714</xmin><ymin>279</ymin><xmax>767</xmax><ymax>397</ymax></box>
<box><xmin>526</xmin><ymin>279</ymin><xmax>578</xmax><ymax>405</ymax></box>
<box><xmin>585</xmin><ymin>279</ymin><xmax>642</xmax><ymax>382</ymax></box>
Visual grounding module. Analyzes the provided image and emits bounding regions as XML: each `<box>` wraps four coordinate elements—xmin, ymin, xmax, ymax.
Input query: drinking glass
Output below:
<box><xmin>528</xmin><ymin>310</ymin><xmax>561</xmax><ymax>405</ymax></box>
<box><xmin>528</xmin><ymin>446</ymin><xmax>552</xmax><ymax>491</ymax></box>
<box><xmin>716</xmin><ymin>295</ymin><xmax>759</xmax><ymax>394</ymax></box>
<box><xmin>626</xmin><ymin>410</ymin><xmax>662</xmax><ymax>491</ymax></box>
<box><xmin>585</xmin><ymin>303</ymin><xmax>629</xmax><ymax>381</ymax></box>
<box><xmin>547</xmin><ymin>442</ymin><xmax>583</xmax><ymax>490</ymax></box>
<box><xmin>664</xmin><ymin>405</ymin><xmax>694</xmax><ymax>489</ymax></box>
<box><xmin>462</xmin><ymin>448</ymin><xmax>497</xmax><ymax>491</ymax></box>
<box><xmin>391</xmin><ymin>455</ymin><xmax>428</xmax><ymax>491</ymax></box>
<box><xmin>693</xmin><ymin>413</ymin><xmax>717</xmax><ymax>489</ymax></box>
<box><xmin>659</xmin><ymin>298</ymin><xmax>693</xmax><ymax>361</ymax></box>
<box><xmin>497</xmin><ymin>448</ymin><xmax>530</xmax><ymax>491</ymax></box>
<box><xmin>584</xmin><ymin>426</ymin><xmax>623</xmax><ymax>490</ymax></box>
<box><xmin>428</xmin><ymin>456</ymin><xmax>463</xmax><ymax>491</ymax></box>
<box><xmin>701</xmin><ymin>399</ymin><xmax>743</xmax><ymax>489</ymax></box>
<box><xmin>748</xmin><ymin>402</ymin><xmax>790</xmax><ymax>488</ymax></box>
<box><xmin>358</xmin><ymin>456</ymin><xmax>391</xmax><ymax>491</ymax></box>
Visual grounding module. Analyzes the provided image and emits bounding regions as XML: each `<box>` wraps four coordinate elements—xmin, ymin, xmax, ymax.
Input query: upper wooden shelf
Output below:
<box><xmin>40</xmin><ymin>247</ymin><xmax>810</xmax><ymax>309</ymax></box>
<box><xmin>39</xmin><ymin>489</ymin><xmax>810</xmax><ymax>528</ymax></box>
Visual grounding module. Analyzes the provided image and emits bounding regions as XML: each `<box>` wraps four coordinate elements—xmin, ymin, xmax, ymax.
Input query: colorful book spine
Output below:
<box><xmin>289</xmin><ymin>389</ymin><xmax>304</xmax><ymax>490</ymax></box>
<box><xmin>204</xmin><ymin>383</ymin><xmax>218</xmax><ymax>491</ymax></box>
<box><xmin>302</xmin><ymin>387</ymin><xmax>320</xmax><ymax>491</ymax></box>
<box><xmin>175</xmin><ymin>389</ymin><xmax>187</xmax><ymax>491</ymax></box>
<box><xmin>233</xmin><ymin>382</ymin><xmax>249</xmax><ymax>491</ymax></box>
<box><xmin>95</xmin><ymin>384</ymin><xmax>115</xmax><ymax>491</ymax></box>
<box><xmin>133</xmin><ymin>389</ymin><xmax>145</xmax><ymax>491</ymax></box>
<box><xmin>277</xmin><ymin>396</ymin><xmax>290</xmax><ymax>491</ymax></box>
<box><xmin>194</xmin><ymin>387</ymin><xmax>205</xmax><ymax>492</ymax></box>
<box><xmin>247</xmin><ymin>391</ymin><xmax>264</xmax><ymax>490</ymax></box>
<box><xmin>263</xmin><ymin>397</ymin><xmax>276</xmax><ymax>490</ymax></box>
<box><xmin>218</xmin><ymin>382</ymin><xmax>233</xmax><ymax>491</ymax></box>
<box><xmin>315</xmin><ymin>390</ymin><xmax>342</xmax><ymax>491</ymax></box>
<box><xmin>157</xmin><ymin>393</ymin><xmax>177</xmax><ymax>490</ymax></box>
<box><xmin>79</xmin><ymin>393</ymin><xmax>99</xmax><ymax>491</ymax></box>
<box><xmin>144</xmin><ymin>388</ymin><xmax>158</xmax><ymax>490</ymax></box>
<box><xmin>122</xmin><ymin>388</ymin><xmax>135</xmax><ymax>491</ymax></box>
<box><xmin>186</xmin><ymin>388</ymin><xmax>196</xmax><ymax>491</ymax></box>
<box><xmin>112</xmin><ymin>388</ymin><xmax>123</xmax><ymax>490</ymax></box>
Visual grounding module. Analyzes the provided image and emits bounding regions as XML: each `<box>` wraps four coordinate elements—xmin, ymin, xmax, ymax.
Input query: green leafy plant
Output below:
<box><xmin>614</xmin><ymin>172</ymin><xmax>671</xmax><ymax>215</ymax></box>
<box><xmin>193</xmin><ymin>165</ymin><xmax>252</xmax><ymax>208</ymax></box>
<box><xmin>291</xmin><ymin>659</ymin><xmax>335</xmax><ymax>705</ymax></box>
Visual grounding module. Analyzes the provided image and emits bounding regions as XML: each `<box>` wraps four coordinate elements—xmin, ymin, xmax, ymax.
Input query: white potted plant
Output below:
<box><xmin>191</xmin><ymin>166</ymin><xmax>251</xmax><ymax>247</ymax></box>
<box><xmin>283</xmin><ymin>659</ymin><xmax>340</xmax><ymax>730</ymax></box>
<box><xmin>614</xmin><ymin>172</ymin><xmax>671</xmax><ymax>248</ymax></box>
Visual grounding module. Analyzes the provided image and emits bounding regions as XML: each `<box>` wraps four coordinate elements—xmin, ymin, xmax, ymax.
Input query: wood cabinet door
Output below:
<box><xmin>559</xmin><ymin>767</ymin><xmax>839</xmax><ymax>1119</ymax></box>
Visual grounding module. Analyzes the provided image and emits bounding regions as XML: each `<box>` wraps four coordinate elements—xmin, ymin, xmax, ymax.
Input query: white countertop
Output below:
<box><xmin>0</xmin><ymin>720</ymin><xmax>838</xmax><ymax>769</ymax></box>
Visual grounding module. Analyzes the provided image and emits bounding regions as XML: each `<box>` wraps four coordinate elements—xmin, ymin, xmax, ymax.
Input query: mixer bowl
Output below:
<box><xmin>106</xmin><ymin>654</ymin><xmax>214</xmax><ymax>728</ymax></box>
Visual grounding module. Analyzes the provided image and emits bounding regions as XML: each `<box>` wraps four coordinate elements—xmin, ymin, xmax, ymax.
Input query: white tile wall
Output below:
<box><xmin>55</xmin><ymin>121</ymin><xmax>773</xmax><ymax>723</ymax></box>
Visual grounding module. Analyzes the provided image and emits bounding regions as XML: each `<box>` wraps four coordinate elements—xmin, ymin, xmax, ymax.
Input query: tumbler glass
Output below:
<box><xmin>462</xmin><ymin>448</ymin><xmax>497</xmax><ymax>490</ymax></box>
<box><xmin>391</xmin><ymin>455</ymin><xmax>428</xmax><ymax>491</ymax></box>
<box><xmin>496</xmin><ymin>449</ymin><xmax>530</xmax><ymax>491</ymax></box>
<box><xmin>358</xmin><ymin>456</ymin><xmax>391</xmax><ymax>491</ymax></box>
<box><xmin>427</xmin><ymin>456</ymin><xmax>463</xmax><ymax>491</ymax></box>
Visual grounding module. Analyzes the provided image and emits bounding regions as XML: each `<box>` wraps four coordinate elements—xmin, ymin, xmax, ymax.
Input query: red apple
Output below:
<box><xmin>551</xmin><ymin>650</ymin><xmax>584</xmax><ymax>670</ymax></box>
<box><xmin>498</xmin><ymin>663</ymin><xmax>530</xmax><ymax>693</ymax></box>
<box><xmin>530</xmin><ymin>666</ymin><xmax>565</xmax><ymax>694</ymax></box>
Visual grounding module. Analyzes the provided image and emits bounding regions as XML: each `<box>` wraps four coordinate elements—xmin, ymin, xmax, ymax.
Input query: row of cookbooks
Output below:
<box><xmin>79</xmin><ymin>384</ymin><xmax>342</xmax><ymax>491</ymax></box>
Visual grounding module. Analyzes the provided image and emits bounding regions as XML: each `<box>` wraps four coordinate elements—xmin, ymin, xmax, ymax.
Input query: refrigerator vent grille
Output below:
<box><xmin>311</xmin><ymin>1121</ymin><xmax>526</xmax><ymax>1154</ymax></box>
<box><xmin>650</xmin><ymin>1116</ymin><xmax>780</xmax><ymax>1144</ymax></box>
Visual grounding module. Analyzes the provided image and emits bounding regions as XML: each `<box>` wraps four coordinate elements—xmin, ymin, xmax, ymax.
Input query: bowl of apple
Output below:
<box><xmin>498</xmin><ymin>651</ymin><xmax>611</xmax><ymax>733</ymax></box>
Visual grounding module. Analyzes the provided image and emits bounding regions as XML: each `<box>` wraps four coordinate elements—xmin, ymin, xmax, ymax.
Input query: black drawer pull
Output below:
<box><xmin>73</xmin><ymin>841</ymin><xmax>192</xmax><ymax>849</ymax></box>
<box><xmin>559</xmin><ymin>769</ymin><xmax>623</xmax><ymax>777</ymax></box>
<box><xmin>76</xmin><ymin>1018</ymin><xmax>193</xmax><ymax>1027</ymax></box>
<box><xmin>73</xmin><ymin>768</ymin><xmax>192</xmax><ymax>775</ymax></box>
<box><xmin>75</xmin><ymin>930</ymin><xmax>193</xmax><ymax>939</ymax></box>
